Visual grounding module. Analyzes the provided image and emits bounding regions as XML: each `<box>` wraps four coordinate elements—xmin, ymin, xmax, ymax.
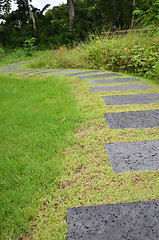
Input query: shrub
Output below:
<box><xmin>83</xmin><ymin>30</ymin><xmax>159</xmax><ymax>79</ymax></box>
<box><xmin>29</xmin><ymin>29</ymin><xmax>159</xmax><ymax>80</ymax></box>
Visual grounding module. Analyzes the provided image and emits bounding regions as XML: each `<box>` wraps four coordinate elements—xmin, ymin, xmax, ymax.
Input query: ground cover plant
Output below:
<box><xmin>28</xmin><ymin>29</ymin><xmax>159</xmax><ymax>81</ymax></box>
<box><xmin>0</xmin><ymin>73</ymin><xmax>84</xmax><ymax>239</ymax></box>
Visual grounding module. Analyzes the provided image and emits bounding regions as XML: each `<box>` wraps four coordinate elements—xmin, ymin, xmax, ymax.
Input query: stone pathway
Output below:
<box><xmin>0</xmin><ymin>63</ymin><xmax>159</xmax><ymax>239</ymax></box>
<box><xmin>65</xmin><ymin>70</ymin><xmax>159</xmax><ymax>239</ymax></box>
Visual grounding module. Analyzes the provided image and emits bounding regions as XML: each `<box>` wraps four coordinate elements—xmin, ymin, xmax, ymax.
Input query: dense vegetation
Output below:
<box><xmin>28</xmin><ymin>29</ymin><xmax>159</xmax><ymax>80</ymax></box>
<box><xmin>0</xmin><ymin>0</ymin><xmax>158</xmax><ymax>79</ymax></box>
<box><xmin>0</xmin><ymin>0</ymin><xmax>158</xmax><ymax>48</ymax></box>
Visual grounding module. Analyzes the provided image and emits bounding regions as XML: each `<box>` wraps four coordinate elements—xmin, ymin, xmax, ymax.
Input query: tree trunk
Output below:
<box><xmin>131</xmin><ymin>0</ymin><xmax>136</xmax><ymax>28</ymax></box>
<box><xmin>25</xmin><ymin>0</ymin><xmax>36</xmax><ymax>30</ymax></box>
<box><xmin>67</xmin><ymin>0</ymin><xmax>74</xmax><ymax>28</ymax></box>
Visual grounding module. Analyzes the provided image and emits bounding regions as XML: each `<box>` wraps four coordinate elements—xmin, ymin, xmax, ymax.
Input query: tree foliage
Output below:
<box><xmin>134</xmin><ymin>0</ymin><xmax>159</xmax><ymax>25</ymax></box>
<box><xmin>0</xmin><ymin>0</ymin><xmax>158</xmax><ymax>49</ymax></box>
<box><xmin>0</xmin><ymin>0</ymin><xmax>11</xmax><ymax>16</ymax></box>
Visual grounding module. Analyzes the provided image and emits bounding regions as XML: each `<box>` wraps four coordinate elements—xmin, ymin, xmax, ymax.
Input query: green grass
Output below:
<box><xmin>0</xmin><ymin>74</ymin><xmax>84</xmax><ymax>239</ymax></box>
<box><xmin>0</xmin><ymin>49</ymin><xmax>42</xmax><ymax>67</ymax></box>
<box><xmin>2</xmin><ymin>70</ymin><xmax>159</xmax><ymax>240</ymax></box>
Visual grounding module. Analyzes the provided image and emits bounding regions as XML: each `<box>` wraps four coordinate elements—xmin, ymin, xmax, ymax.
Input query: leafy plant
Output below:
<box><xmin>134</xmin><ymin>0</ymin><xmax>159</xmax><ymax>26</ymax></box>
<box><xmin>23</xmin><ymin>37</ymin><xmax>37</xmax><ymax>56</ymax></box>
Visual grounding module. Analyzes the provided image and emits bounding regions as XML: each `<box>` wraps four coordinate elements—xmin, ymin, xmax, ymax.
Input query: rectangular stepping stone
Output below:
<box><xmin>104</xmin><ymin>110</ymin><xmax>159</xmax><ymax>129</ymax></box>
<box><xmin>51</xmin><ymin>69</ymin><xmax>83</xmax><ymax>75</ymax></box>
<box><xmin>78</xmin><ymin>72</ymin><xmax>121</xmax><ymax>79</ymax></box>
<box><xmin>90</xmin><ymin>84</ymin><xmax>151</xmax><ymax>93</ymax></box>
<box><xmin>11</xmin><ymin>62</ymin><xmax>29</xmax><ymax>65</ymax></box>
<box><xmin>89</xmin><ymin>77</ymin><xmax>140</xmax><ymax>84</ymax></box>
<box><xmin>7</xmin><ymin>68</ymin><xmax>21</xmax><ymax>70</ymax></box>
<box><xmin>36</xmin><ymin>69</ymin><xmax>64</xmax><ymax>74</ymax></box>
<box><xmin>67</xmin><ymin>200</ymin><xmax>159</xmax><ymax>240</ymax></box>
<box><xmin>102</xmin><ymin>93</ymin><xmax>159</xmax><ymax>105</ymax></box>
<box><xmin>105</xmin><ymin>140</ymin><xmax>159</xmax><ymax>173</ymax></box>
<box><xmin>12</xmin><ymin>69</ymin><xmax>30</xmax><ymax>72</ymax></box>
<box><xmin>66</xmin><ymin>70</ymin><xmax>103</xmax><ymax>77</ymax></box>
<box><xmin>1</xmin><ymin>68</ymin><xmax>22</xmax><ymax>72</ymax></box>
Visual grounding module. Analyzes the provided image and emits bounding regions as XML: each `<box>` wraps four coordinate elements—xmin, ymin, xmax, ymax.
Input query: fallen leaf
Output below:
<box><xmin>74</xmin><ymin>129</ymin><xmax>78</xmax><ymax>133</ymax></box>
<box><xmin>48</xmin><ymin>96</ymin><xmax>54</xmax><ymax>99</ymax></box>
<box><xmin>61</xmin><ymin>117</ymin><xmax>66</xmax><ymax>123</ymax></box>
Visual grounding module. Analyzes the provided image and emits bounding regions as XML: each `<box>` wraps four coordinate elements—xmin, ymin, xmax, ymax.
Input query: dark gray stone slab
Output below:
<box><xmin>90</xmin><ymin>84</ymin><xmax>151</xmax><ymax>93</ymax></box>
<box><xmin>89</xmin><ymin>78</ymin><xmax>140</xmax><ymax>84</ymax></box>
<box><xmin>104</xmin><ymin>110</ymin><xmax>159</xmax><ymax>129</ymax></box>
<box><xmin>8</xmin><ymin>69</ymin><xmax>29</xmax><ymax>72</ymax></box>
<box><xmin>51</xmin><ymin>69</ymin><xmax>83</xmax><ymax>75</ymax></box>
<box><xmin>66</xmin><ymin>70</ymin><xmax>104</xmax><ymax>77</ymax></box>
<box><xmin>11</xmin><ymin>61</ymin><xmax>29</xmax><ymax>65</ymax></box>
<box><xmin>105</xmin><ymin>140</ymin><xmax>159</xmax><ymax>173</ymax></box>
<box><xmin>0</xmin><ymin>68</ymin><xmax>23</xmax><ymax>72</ymax></box>
<box><xmin>102</xmin><ymin>93</ymin><xmax>159</xmax><ymax>105</ymax></box>
<box><xmin>25</xmin><ymin>70</ymin><xmax>43</xmax><ymax>74</ymax></box>
<box><xmin>13</xmin><ymin>69</ymin><xmax>31</xmax><ymax>72</ymax></box>
<box><xmin>5</xmin><ymin>68</ymin><xmax>21</xmax><ymax>70</ymax></box>
<box><xmin>36</xmin><ymin>69</ymin><xmax>64</xmax><ymax>74</ymax></box>
<box><xmin>67</xmin><ymin>200</ymin><xmax>159</xmax><ymax>240</ymax></box>
<box><xmin>78</xmin><ymin>72</ymin><xmax>122</xmax><ymax>79</ymax></box>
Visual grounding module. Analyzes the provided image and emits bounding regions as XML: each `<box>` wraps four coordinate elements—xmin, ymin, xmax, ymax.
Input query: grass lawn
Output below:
<box><xmin>0</xmin><ymin>66</ymin><xmax>159</xmax><ymax>239</ymax></box>
<box><xmin>0</xmin><ymin>73</ymin><xmax>83</xmax><ymax>239</ymax></box>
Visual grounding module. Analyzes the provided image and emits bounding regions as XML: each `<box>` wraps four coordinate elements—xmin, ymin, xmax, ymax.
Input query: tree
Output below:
<box><xmin>67</xmin><ymin>0</ymin><xmax>75</xmax><ymax>28</ymax></box>
<box><xmin>25</xmin><ymin>0</ymin><xmax>36</xmax><ymax>30</ymax></box>
<box><xmin>131</xmin><ymin>0</ymin><xmax>136</xmax><ymax>28</ymax></box>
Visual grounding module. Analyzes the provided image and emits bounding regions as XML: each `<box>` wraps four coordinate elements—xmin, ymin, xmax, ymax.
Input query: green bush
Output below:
<box><xmin>83</xmin><ymin>30</ymin><xmax>159</xmax><ymax>79</ymax></box>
